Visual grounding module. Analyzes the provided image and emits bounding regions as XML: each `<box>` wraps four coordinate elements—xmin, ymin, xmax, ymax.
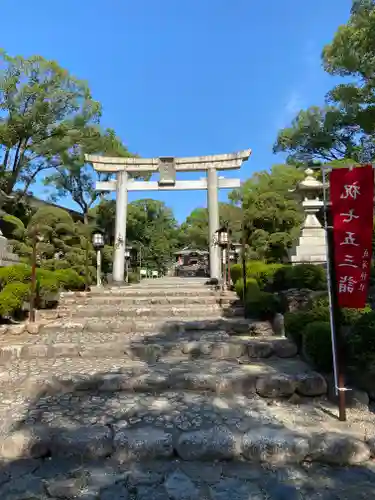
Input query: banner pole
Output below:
<box><xmin>322</xmin><ymin>167</ymin><xmax>347</xmax><ymax>422</ymax></box>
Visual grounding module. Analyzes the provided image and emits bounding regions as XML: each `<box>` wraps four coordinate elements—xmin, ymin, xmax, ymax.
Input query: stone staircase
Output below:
<box><xmin>0</xmin><ymin>277</ymin><xmax>374</xmax><ymax>499</ymax></box>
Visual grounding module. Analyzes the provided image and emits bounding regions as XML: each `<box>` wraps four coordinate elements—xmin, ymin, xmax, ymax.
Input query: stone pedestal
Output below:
<box><xmin>0</xmin><ymin>234</ymin><xmax>19</xmax><ymax>267</ymax></box>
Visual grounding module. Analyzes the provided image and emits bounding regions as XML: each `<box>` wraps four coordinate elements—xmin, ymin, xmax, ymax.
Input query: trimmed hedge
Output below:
<box><xmin>0</xmin><ymin>264</ymin><xmax>87</xmax><ymax>319</ymax></box>
<box><xmin>272</xmin><ymin>264</ymin><xmax>326</xmax><ymax>292</ymax></box>
<box><xmin>235</xmin><ymin>278</ymin><xmax>259</xmax><ymax>300</ymax></box>
<box><xmin>54</xmin><ymin>269</ymin><xmax>85</xmax><ymax>290</ymax></box>
<box><xmin>0</xmin><ymin>282</ymin><xmax>29</xmax><ymax>317</ymax></box>
<box><xmin>244</xmin><ymin>291</ymin><xmax>283</xmax><ymax>321</ymax></box>
<box><xmin>302</xmin><ymin>321</ymin><xmax>333</xmax><ymax>373</ymax></box>
<box><xmin>347</xmin><ymin>311</ymin><xmax>375</xmax><ymax>370</ymax></box>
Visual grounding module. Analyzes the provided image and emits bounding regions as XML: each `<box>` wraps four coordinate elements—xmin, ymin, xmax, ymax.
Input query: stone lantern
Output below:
<box><xmin>288</xmin><ymin>168</ymin><xmax>327</xmax><ymax>265</ymax></box>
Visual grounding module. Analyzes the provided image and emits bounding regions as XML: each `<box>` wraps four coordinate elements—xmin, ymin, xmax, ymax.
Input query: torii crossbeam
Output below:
<box><xmin>86</xmin><ymin>149</ymin><xmax>251</xmax><ymax>284</ymax></box>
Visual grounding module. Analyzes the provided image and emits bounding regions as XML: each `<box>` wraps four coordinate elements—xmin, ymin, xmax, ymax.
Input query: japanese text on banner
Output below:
<box><xmin>330</xmin><ymin>165</ymin><xmax>374</xmax><ymax>308</ymax></box>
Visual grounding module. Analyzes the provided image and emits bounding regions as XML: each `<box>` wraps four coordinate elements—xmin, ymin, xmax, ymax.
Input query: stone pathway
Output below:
<box><xmin>0</xmin><ymin>277</ymin><xmax>374</xmax><ymax>498</ymax></box>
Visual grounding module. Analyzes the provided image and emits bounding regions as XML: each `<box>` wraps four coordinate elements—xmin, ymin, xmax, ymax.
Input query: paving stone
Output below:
<box><xmin>0</xmin><ymin>473</ymin><xmax>45</xmax><ymax>499</ymax></box>
<box><xmin>46</xmin><ymin>476</ymin><xmax>87</xmax><ymax>498</ymax></box>
<box><xmin>256</xmin><ymin>374</ymin><xmax>297</xmax><ymax>398</ymax></box>
<box><xmin>242</xmin><ymin>428</ymin><xmax>310</xmax><ymax>464</ymax></box>
<box><xmin>49</xmin><ymin>426</ymin><xmax>113</xmax><ymax>459</ymax></box>
<box><xmin>164</xmin><ymin>470</ymin><xmax>200</xmax><ymax>499</ymax></box>
<box><xmin>0</xmin><ymin>426</ymin><xmax>50</xmax><ymax>460</ymax></box>
<box><xmin>247</xmin><ymin>341</ymin><xmax>273</xmax><ymax>358</ymax></box>
<box><xmin>209</xmin><ymin>478</ymin><xmax>265</xmax><ymax>500</ymax></box>
<box><xmin>100</xmin><ymin>483</ymin><xmax>129</xmax><ymax>500</ymax></box>
<box><xmin>272</xmin><ymin>339</ymin><xmax>298</xmax><ymax>358</ymax></box>
<box><xmin>113</xmin><ymin>427</ymin><xmax>173</xmax><ymax>462</ymax></box>
<box><xmin>296</xmin><ymin>372</ymin><xmax>327</xmax><ymax>396</ymax></box>
<box><xmin>175</xmin><ymin>426</ymin><xmax>241</xmax><ymax>460</ymax></box>
<box><xmin>210</xmin><ymin>342</ymin><xmax>246</xmax><ymax>359</ymax></box>
<box><xmin>309</xmin><ymin>433</ymin><xmax>371</xmax><ymax>465</ymax></box>
<box><xmin>136</xmin><ymin>485</ymin><xmax>168</xmax><ymax>500</ymax></box>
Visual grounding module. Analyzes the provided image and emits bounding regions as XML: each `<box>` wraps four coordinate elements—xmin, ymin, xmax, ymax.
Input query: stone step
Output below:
<box><xmin>0</xmin><ymin>456</ymin><xmax>373</xmax><ymax>499</ymax></box>
<box><xmin>0</xmin><ymin>356</ymin><xmax>328</xmax><ymax>400</ymax></box>
<box><xmin>35</xmin><ymin>318</ymin><xmax>273</xmax><ymax>336</ymax></box>
<box><xmin>40</xmin><ymin>305</ymin><xmax>244</xmax><ymax>320</ymax></box>
<box><xmin>0</xmin><ymin>381</ymin><xmax>372</xmax><ymax>467</ymax></box>
<box><xmin>60</xmin><ymin>295</ymin><xmax>238</xmax><ymax>306</ymax></box>
<box><xmin>0</xmin><ymin>336</ymin><xmax>298</xmax><ymax>362</ymax></box>
<box><xmin>68</xmin><ymin>286</ymin><xmax>230</xmax><ymax>297</ymax></box>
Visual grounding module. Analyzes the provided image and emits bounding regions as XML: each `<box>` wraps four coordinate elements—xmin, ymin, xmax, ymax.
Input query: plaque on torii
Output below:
<box><xmin>85</xmin><ymin>149</ymin><xmax>251</xmax><ymax>283</ymax></box>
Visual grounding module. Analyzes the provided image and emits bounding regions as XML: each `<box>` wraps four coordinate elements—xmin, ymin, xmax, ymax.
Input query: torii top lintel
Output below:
<box><xmin>85</xmin><ymin>149</ymin><xmax>251</xmax><ymax>173</ymax></box>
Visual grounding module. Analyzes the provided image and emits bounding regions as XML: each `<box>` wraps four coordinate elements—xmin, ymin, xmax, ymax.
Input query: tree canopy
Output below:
<box><xmin>0</xmin><ymin>50</ymin><xmax>101</xmax><ymax>196</ymax></box>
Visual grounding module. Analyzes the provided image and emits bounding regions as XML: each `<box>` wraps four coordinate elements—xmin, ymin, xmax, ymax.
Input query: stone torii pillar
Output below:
<box><xmin>85</xmin><ymin>150</ymin><xmax>251</xmax><ymax>284</ymax></box>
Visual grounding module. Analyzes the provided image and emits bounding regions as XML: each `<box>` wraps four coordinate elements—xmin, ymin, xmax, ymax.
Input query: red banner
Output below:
<box><xmin>330</xmin><ymin>165</ymin><xmax>374</xmax><ymax>308</ymax></box>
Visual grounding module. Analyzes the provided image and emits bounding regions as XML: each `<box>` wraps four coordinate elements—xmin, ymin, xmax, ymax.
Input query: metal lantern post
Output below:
<box><xmin>92</xmin><ymin>231</ymin><xmax>105</xmax><ymax>288</ymax></box>
<box><xmin>215</xmin><ymin>224</ymin><xmax>229</xmax><ymax>288</ymax></box>
<box><xmin>124</xmin><ymin>246</ymin><xmax>132</xmax><ymax>283</ymax></box>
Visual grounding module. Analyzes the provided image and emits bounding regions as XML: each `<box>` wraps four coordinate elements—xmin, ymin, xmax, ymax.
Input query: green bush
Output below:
<box><xmin>230</xmin><ymin>264</ymin><xmax>243</xmax><ymax>286</ymax></box>
<box><xmin>244</xmin><ymin>291</ymin><xmax>282</xmax><ymax>320</ymax></box>
<box><xmin>272</xmin><ymin>264</ymin><xmax>326</xmax><ymax>291</ymax></box>
<box><xmin>231</xmin><ymin>261</ymin><xmax>284</xmax><ymax>290</ymax></box>
<box><xmin>284</xmin><ymin>307</ymin><xmax>330</xmax><ymax>349</ymax></box>
<box><xmin>347</xmin><ymin>311</ymin><xmax>375</xmax><ymax>370</ymax></box>
<box><xmin>302</xmin><ymin>321</ymin><xmax>333</xmax><ymax>372</ymax></box>
<box><xmin>0</xmin><ymin>282</ymin><xmax>29</xmax><ymax>317</ymax></box>
<box><xmin>0</xmin><ymin>264</ymin><xmax>31</xmax><ymax>286</ymax></box>
<box><xmin>235</xmin><ymin>278</ymin><xmax>260</xmax><ymax>300</ymax></box>
<box><xmin>54</xmin><ymin>269</ymin><xmax>85</xmax><ymax>290</ymax></box>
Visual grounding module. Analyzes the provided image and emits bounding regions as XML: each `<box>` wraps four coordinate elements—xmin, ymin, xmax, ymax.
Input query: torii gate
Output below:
<box><xmin>85</xmin><ymin>149</ymin><xmax>251</xmax><ymax>284</ymax></box>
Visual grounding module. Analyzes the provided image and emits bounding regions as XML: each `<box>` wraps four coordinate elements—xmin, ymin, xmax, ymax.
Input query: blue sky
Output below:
<box><xmin>2</xmin><ymin>0</ymin><xmax>352</xmax><ymax>222</ymax></box>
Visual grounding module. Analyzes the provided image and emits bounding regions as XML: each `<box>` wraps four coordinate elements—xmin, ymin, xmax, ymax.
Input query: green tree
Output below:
<box><xmin>322</xmin><ymin>0</ymin><xmax>375</xmax><ymax>145</ymax></box>
<box><xmin>44</xmin><ymin>128</ymin><xmax>132</xmax><ymax>224</ymax></box>
<box><xmin>273</xmin><ymin>106</ymin><xmax>360</xmax><ymax>164</ymax></box>
<box><xmin>0</xmin><ymin>50</ymin><xmax>100</xmax><ymax>195</ymax></box>
<box><xmin>230</xmin><ymin>164</ymin><xmax>304</xmax><ymax>262</ymax></box>
<box><xmin>178</xmin><ymin>203</ymin><xmax>243</xmax><ymax>250</ymax></box>
<box><xmin>92</xmin><ymin>198</ymin><xmax>180</xmax><ymax>272</ymax></box>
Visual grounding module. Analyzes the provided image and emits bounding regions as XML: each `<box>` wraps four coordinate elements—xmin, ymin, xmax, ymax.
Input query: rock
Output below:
<box><xmin>0</xmin><ymin>325</ymin><xmax>8</xmax><ymax>335</ymax></box>
<box><xmin>309</xmin><ymin>433</ymin><xmax>371</xmax><ymax>465</ymax></box>
<box><xmin>0</xmin><ymin>426</ymin><xmax>50</xmax><ymax>460</ymax></box>
<box><xmin>0</xmin><ymin>473</ymin><xmax>45</xmax><ymax>499</ymax></box>
<box><xmin>114</xmin><ymin>427</ymin><xmax>173</xmax><ymax>462</ymax></box>
<box><xmin>7</xmin><ymin>324</ymin><xmax>25</xmax><ymax>335</ymax></box>
<box><xmin>181</xmin><ymin>341</ymin><xmax>201</xmax><ymax>355</ymax></box>
<box><xmin>280</xmin><ymin>289</ymin><xmax>318</xmax><ymax>313</ymax></box>
<box><xmin>288</xmin><ymin>393</ymin><xmax>302</xmax><ymax>405</ymax></box>
<box><xmin>209</xmin><ymin>478</ymin><xmax>264</xmax><ymax>500</ymax></box>
<box><xmin>0</xmin><ymin>345</ymin><xmax>21</xmax><ymax>362</ymax></box>
<box><xmin>164</xmin><ymin>470</ymin><xmax>200</xmax><ymax>500</ymax></box>
<box><xmin>246</xmin><ymin>341</ymin><xmax>273</xmax><ymax>358</ymax></box>
<box><xmin>46</xmin><ymin>477</ymin><xmax>86</xmax><ymax>498</ymax></box>
<box><xmin>20</xmin><ymin>344</ymin><xmax>49</xmax><ymax>358</ymax></box>
<box><xmin>50</xmin><ymin>426</ymin><xmax>113</xmax><ymax>459</ymax></box>
<box><xmin>26</xmin><ymin>322</ymin><xmax>40</xmax><ymax>334</ymax></box>
<box><xmin>242</xmin><ymin>428</ymin><xmax>310</xmax><ymax>464</ymax></box>
<box><xmin>250</xmin><ymin>321</ymin><xmax>274</xmax><ymax>336</ymax></box>
<box><xmin>100</xmin><ymin>483</ymin><xmax>129</xmax><ymax>500</ymax></box>
<box><xmin>366</xmin><ymin>437</ymin><xmax>375</xmax><ymax>457</ymax></box>
<box><xmin>175</xmin><ymin>426</ymin><xmax>241</xmax><ymax>461</ymax></box>
<box><xmin>272</xmin><ymin>313</ymin><xmax>285</xmax><ymax>336</ymax></box>
<box><xmin>210</xmin><ymin>342</ymin><xmax>245</xmax><ymax>359</ymax></box>
<box><xmin>256</xmin><ymin>374</ymin><xmax>296</xmax><ymax>398</ymax></box>
<box><xmin>273</xmin><ymin>339</ymin><xmax>298</xmax><ymax>358</ymax></box>
<box><xmin>296</xmin><ymin>372</ymin><xmax>327</xmax><ymax>397</ymax></box>
<box><xmin>136</xmin><ymin>485</ymin><xmax>167</xmax><ymax>500</ymax></box>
